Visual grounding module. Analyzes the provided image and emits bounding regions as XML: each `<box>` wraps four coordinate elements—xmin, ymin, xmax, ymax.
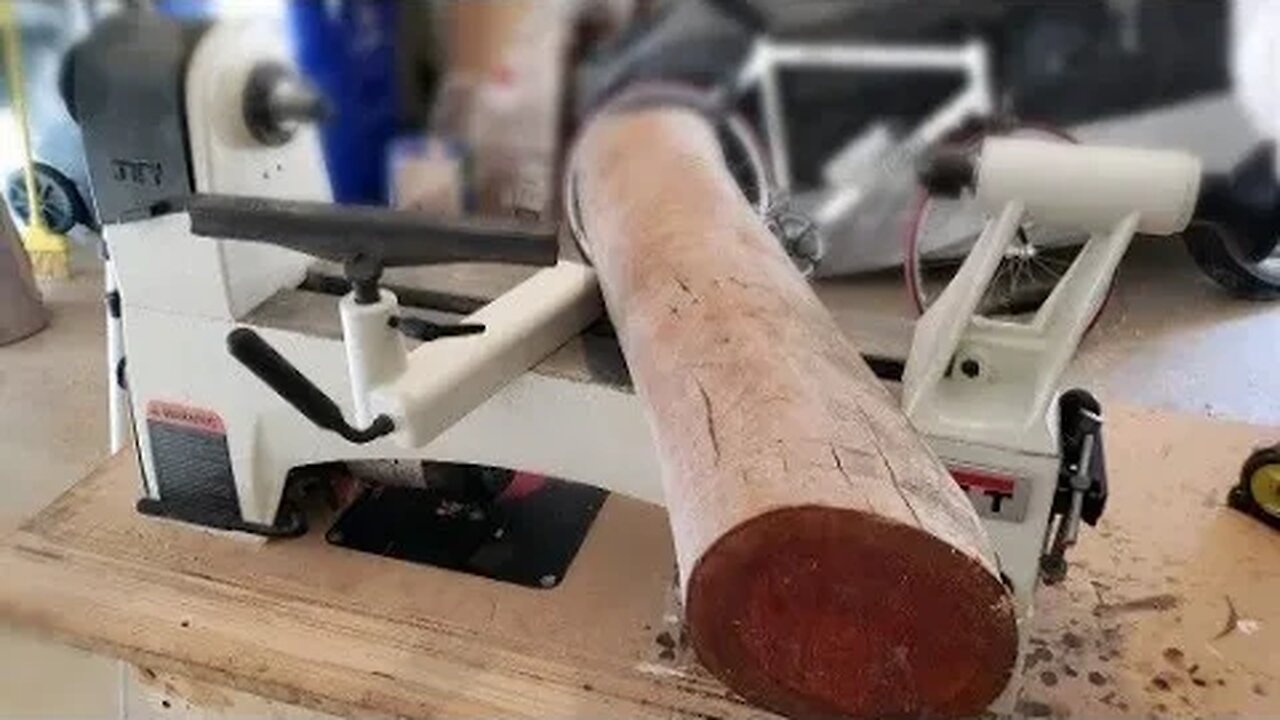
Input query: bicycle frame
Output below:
<box><xmin>735</xmin><ymin>37</ymin><xmax>995</xmax><ymax>225</ymax></box>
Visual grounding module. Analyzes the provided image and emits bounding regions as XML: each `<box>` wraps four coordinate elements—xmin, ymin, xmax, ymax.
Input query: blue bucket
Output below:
<box><xmin>288</xmin><ymin>0</ymin><xmax>400</xmax><ymax>204</ymax></box>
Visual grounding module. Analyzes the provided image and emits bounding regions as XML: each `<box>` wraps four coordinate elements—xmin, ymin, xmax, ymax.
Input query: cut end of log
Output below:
<box><xmin>686</xmin><ymin>506</ymin><xmax>1018</xmax><ymax>719</ymax></box>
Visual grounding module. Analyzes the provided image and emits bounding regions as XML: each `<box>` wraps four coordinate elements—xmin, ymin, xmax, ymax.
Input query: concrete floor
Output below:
<box><xmin>818</xmin><ymin>234</ymin><xmax>1280</xmax><ymax>427</ymax></box>
<box><xmin>1071</xmin><ymin>238</ymin><xmax>1280</xmax><ymax>424</ymax></box>
<box><xmin>1</xmin><ymin>248</ymin><xmax>122</xmax><ymax>718</ymax></box>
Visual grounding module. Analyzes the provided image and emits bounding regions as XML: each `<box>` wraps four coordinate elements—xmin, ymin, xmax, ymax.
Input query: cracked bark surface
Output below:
<box><xmin>574</xmin><ymin>107</ymin><xmax>1017</xmax><ymax>719</ymax></box>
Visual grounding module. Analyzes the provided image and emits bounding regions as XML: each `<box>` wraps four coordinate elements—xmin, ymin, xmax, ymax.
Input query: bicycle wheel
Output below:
<box><xmin>6</xmin><ymin>162</ymin><xmax>91</xmax><ymax>234</ymax></box>
<box><xmin>1182</xmin><ymin>143</ymin><xmax>1280</xmax><ymax>301</ymax></box>
<box><xmin>1183</xmin><ymin>220</ymin><xmax>1280</xmax><ymax>301</ymax></box>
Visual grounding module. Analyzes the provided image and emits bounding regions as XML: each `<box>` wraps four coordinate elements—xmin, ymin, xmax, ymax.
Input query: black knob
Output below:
<box><xmin>389</xmin><ymin>316</ymin><xmax>486</xmax><ymax>342</ymax></box>
<box><xmin>243</xmin><ymin>63</ymin><xmax>331</xmax><ymax>146</ymax></box>
<box><xmin>917</xmin><ymin>147</ymin><xmax>976</xmax><ymax>198</ymax></box>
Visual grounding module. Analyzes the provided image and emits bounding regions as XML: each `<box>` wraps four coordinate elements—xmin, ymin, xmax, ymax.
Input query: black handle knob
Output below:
<box><xmin>227</xmin><ymin>327</ymin><xmax>394</xmax><ymax>444</ymax></box>
<box><xmin>917</xmin><ymin>147</ymin><xmax>976</xmax><ymax>198</ymax></box>
<box><xmin>389</xmin><ymin>316</ymin><xmax>486</xmax><ymax>342</ymax></box>
<box><xmin>243</xmin><ymin>63</ymin><xmax>330</xmax><ymax>146</ymax></box>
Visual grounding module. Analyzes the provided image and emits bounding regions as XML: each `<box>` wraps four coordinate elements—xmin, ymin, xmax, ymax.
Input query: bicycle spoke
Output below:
<box><xmin>1030</xmin><ymin>254</ymin><xmax>1065</xmax><ymax>281</ymax></box>
<box><xmin>1005</xmin><ymin>261</ymin><xmax>1023</xmax><ymax>310</ymax></box>
<box><xmin>978</xmin><ymin>260</ymin><xmax>1007</xmax><ymax>313</ymax></box>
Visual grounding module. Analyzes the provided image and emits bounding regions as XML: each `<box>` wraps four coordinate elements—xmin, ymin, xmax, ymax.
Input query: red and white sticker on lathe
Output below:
<box><xmin>146</xmin><ymin>400</ymin><xmax>227</xmax><ymax>435</ymax></box>
<box><xmin>949</xmin><ymin>465</ymin><xmax>1030</xmax><ymax>522</ymax></box>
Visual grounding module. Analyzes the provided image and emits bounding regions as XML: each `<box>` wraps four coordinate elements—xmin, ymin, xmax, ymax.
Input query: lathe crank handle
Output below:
<box><xmin>227</xmin><ymin>327</ymin><xmax>394</xmax><ymax>444</ymax></box>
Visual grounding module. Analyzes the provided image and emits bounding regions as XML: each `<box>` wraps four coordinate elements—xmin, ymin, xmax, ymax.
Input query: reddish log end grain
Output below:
<box><xmin>574</xmin><ymin>107</ymin><xmax>1018</xmax><ymax>718</ymax></box>
<box><xmin>688</xmin><ymin>507</ymin><xmax>1017</xmax><ymax>718</ymax></box>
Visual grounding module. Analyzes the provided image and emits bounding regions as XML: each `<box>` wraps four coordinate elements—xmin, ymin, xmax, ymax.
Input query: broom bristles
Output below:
<box><xmin>26</xmin><ymin>248</ymin><xmax>71</xmax><ymax>280</ymax></box>
<box><xmin>21</xmin><ymin>225</ymin><xmax>71</xmax><ymax>280</ymax></box>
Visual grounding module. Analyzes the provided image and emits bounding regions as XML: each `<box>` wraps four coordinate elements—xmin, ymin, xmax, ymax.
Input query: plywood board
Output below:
<box><xmin>0</xmin><ymin>456</ymin><xmax>742</xmax><ymax>718</ymax></box>
<box><xmin>1012</xmin><ymin>405</ymin><xmax>1279</xmax><ymax>718</ymax></box>
<box><xmin>0</xmin><ymin>405</ymin><xmax>1276</xmax><ymax>718</ymax></box>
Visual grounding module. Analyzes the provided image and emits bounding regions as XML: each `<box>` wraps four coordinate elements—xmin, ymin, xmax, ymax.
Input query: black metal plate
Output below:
<box><xmin>142</xmin><ymin>402</ymin><xmax>243</xmax><ymax>530</ymax></box>
<box><xmin>165</xmin><ymin>194</ymin><xmax>558</xmax><ymax>269</ymax></box>
<box><xmin>325</xmin><ymin>464</ymin><xmax>608</xmax><ymax>589</ymax></box>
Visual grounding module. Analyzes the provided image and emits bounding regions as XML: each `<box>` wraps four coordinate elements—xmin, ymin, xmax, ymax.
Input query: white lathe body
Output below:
<box><xmin>68</xmin><ymin>12</ymin><xmax>1201</xmax><ymax>711</ymax></box>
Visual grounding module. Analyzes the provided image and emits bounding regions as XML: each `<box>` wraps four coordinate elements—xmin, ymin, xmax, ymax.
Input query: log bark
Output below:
<box><xmin>574</xmin><ymin>108</ymin><xmax>1017</xmax><ymax>718</ymax></box>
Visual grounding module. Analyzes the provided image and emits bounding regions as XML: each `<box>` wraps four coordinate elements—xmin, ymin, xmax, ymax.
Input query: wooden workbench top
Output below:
<box><xmin>0</xmin><ymin>405</ymin><xmax>1276</xmax><ymax>718</ymax></box>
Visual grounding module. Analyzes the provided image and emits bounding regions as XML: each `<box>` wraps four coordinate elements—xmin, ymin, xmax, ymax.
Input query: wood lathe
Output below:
<box><xmin>62</xmin><ymin>9</ymin><xmax>1205</xmax><ymax>719</ymax></box>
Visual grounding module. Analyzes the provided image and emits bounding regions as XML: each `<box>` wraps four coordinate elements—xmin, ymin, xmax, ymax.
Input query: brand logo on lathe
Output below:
<box><xmin>949</xmin><ymin>464</ymin><xmax>1029</xmax><ymax>522</ymax></box>
<box><xmin>111</xmin><ymin>158</ymin><xmax>164</xmax><ymax>186</ymax></box>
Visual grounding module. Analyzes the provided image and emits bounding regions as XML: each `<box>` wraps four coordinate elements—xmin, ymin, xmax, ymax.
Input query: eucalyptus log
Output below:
<box><xmin>574</xmin><ymin>107</ymin><xmax>1017</xmax><ymax>718</ymax></box>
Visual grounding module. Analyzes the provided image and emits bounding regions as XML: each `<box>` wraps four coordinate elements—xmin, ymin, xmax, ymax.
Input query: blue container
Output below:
<box><xmin>153</xmin><ymin>0</ymin><xmax>214</xmax><ymax>20</ymax></box>
<box><xmin>288</xmin><ymin>0</ymin><xmax>400</xmax><ymax>204</ymax></box>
